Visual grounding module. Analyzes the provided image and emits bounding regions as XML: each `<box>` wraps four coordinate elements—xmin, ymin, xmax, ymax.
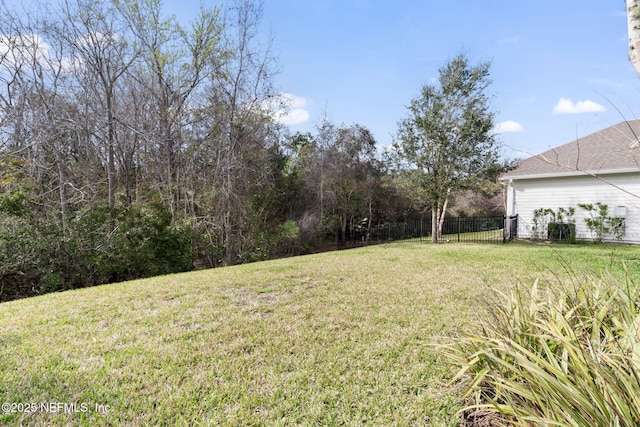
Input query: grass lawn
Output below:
<box><xmin>440</xmin><ymin>228</ymin><xmax>504</xmax><ymax>242</ymax></box>
<box><xmin>1</xmin><ymin>242</ymin><xmax>638</xmax><ymax>426</ymax></box>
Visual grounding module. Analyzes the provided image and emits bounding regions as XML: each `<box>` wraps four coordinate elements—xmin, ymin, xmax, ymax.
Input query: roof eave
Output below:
<box><xmin>500</xmin><ymin>167</ymin><xmax>640</xmax><ymax>181</ymax></box>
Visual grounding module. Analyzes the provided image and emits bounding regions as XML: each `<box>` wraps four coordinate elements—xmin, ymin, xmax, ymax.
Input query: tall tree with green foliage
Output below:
<box><xmin>393</xmin><ymin>53</ymin><xmax>500</xmax><ymax>242</ymax></box>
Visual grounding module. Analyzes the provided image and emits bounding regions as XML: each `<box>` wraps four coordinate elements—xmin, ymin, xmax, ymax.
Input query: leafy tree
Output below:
<box><xmin>393</xmin><ymin>53</ymin><xmax>501</xmax><ymax>242</ymax></box>
<box><xmin>324</xmin><ymin>122</ymin><xmax>378</xmax><ymax>247</ymax></box>
<box><xmin>285</xmin><ymin>122</ymin><xmax>381</xmax><ymax>248</ymax></box>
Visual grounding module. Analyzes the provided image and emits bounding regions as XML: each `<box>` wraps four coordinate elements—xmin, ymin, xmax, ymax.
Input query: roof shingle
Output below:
<box><xmin>502</xmin><ymin>120</ymin><xmax>640</xmax><ymax>179</ymax></box>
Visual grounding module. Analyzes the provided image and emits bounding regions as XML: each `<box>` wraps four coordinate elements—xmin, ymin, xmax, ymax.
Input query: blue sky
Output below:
<box><xmin>171</xmin><ymin>1</ymin><xmax>638</xmax><ymax>159</ymax></box>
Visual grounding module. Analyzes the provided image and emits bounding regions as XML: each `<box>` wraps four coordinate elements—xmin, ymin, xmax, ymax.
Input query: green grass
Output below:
<box><xmin>441</xmin><ymin>228</ymin><xmax>504</xmax><ymax>241</ymax></box>
<box><xmin>0</xmin><ymin>242</ymin><xmax>638</xmax><ymax>426</ymax></box>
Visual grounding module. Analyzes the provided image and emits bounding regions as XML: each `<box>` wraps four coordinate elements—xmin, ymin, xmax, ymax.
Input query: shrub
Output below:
<box><xmin>532</xmin><ymin>208</ymin><xmax>554</xmax><ymax>240</ymax></box>
<box><xmin>0</xmin><ymin>200</ymin><xmax>196</xmax><ymax>300</ymax></box>
<box><xmin>532</xmin><ymin>207</ymin><xmax>576</xmax><ymax>242</ymax></box>
<box><xmin>52</xmin><ymin>203</ymin><xmax>193</xmax><ymax>289</ymax></box>
<box><xmin>0</xmin><ymin>213</ymin><xmax>47</xmax><ymax>301</ymax></box>
<box><xmin>579</xmin><ymin>202</ymin><xmax>626</xmax><ymax>242</ymax></box>
<box><xmin>108</xmin><ymin>202</ymin><xmax>194</xmax><ymax>280</ymax></box>
<box><xmin>444</xmin><ymin>271</ymin><xmax>640</xmax><ymax>426</ymax></box>
<box><xmin>53</xmin><ymin>204</ymin><xmax>114</xmax><ymax>288</ymax></box>
<box><xmin>39</xmin><ymin>271</ymin><xmax>67</xmax><ymax>294</ymax></box>
<box><xmin>0</xmin><ymin>157</ymin><xmax>32</xmax><ymax>218</ymax></box>
<box><xmin>273</xmin><ymin>219</ymin><xmax>306</xmax><ymax>256</ymax></box>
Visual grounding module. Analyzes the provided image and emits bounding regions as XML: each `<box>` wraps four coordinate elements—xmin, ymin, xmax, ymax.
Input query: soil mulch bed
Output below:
<box><xmin>461</xmin><ymin>408</ymin><xmax>514</xmax><ymax>427</ymax></box>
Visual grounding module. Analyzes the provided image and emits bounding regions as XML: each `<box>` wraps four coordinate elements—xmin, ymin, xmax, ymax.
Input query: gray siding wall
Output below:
<box><xmin>509</xmin><ymin>173</ymin><xmax>640</xmax><ymax>244</ymax></box>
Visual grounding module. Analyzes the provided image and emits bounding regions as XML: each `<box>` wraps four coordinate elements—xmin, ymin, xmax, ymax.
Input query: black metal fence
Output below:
<box><xmin>341</xmin><ymin>215</ymin><xmax>518</xmax><ymax>248</ymax></box>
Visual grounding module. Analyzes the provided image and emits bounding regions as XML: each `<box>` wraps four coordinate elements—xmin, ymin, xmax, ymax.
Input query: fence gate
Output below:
<box><xmin>504</xmin><ymin>214</ymin><xmax>518</xmax><ymax>242</ymax></box>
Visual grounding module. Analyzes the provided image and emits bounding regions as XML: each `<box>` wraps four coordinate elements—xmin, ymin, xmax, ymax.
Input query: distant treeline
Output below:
<box><xmin>0</xmin><ymin>0</ymin><xmax>505</xmax><ymax>301</ymax></box>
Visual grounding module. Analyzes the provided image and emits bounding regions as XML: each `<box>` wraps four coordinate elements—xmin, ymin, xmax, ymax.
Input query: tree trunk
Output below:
<box><xmin>628</xmin><ymin>0</ymin><xmax>640</xmax><ymax>77</ymax></box>
<box><xmin>437</xmin><ymin>192</ymin><xmax>450</xmax><ymax>240</ymax></box>
<box><xmin>54</xmin><ymin>150</ymin><xmax>68</xmax><ymax>234</ymax></box>
<box><xmin>432</xmin><ymin>189</ymin><xmax>451</xmax><ymax>243</ymax></box>
<box><xmin>106</xmin><ymin>86</ymin><xmax>116</xmax><ymax>213</ymax></box>
<box><xmin>366</xmin><ymin>196</ymin><xmax>373</xmax><ymax>244</ymax></box>
<box><xmin>431</xmin><ymin>209</ymin><xmax>438</xmax><ymax>243</ymax></box>
<box><xmin>224</xmin><ymin>152</ymin><xmax>234</xmax><ymax>265</ymax></box>
<box><xmin>340</xmin><ymin>213</ymin><xmax>348</xmax><ymax>248</ymax></box>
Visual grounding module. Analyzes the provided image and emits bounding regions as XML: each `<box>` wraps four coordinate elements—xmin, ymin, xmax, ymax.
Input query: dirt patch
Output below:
<box><xmin>460</xmin><ymin>408</ymin><xmax>514</xmax><ymax>427</ymax></box>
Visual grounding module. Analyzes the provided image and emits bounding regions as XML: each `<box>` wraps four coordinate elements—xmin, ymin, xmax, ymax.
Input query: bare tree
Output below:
<box><xmin>0</xmin><ymin>3</ymin><xmax>86</xmax><ymax>232</ymax></box>
<box><xmin>54</xmin><ymin>0</ymin><xmax>140</xmax><ymax>212</ymax></box>
<box><xmin>206</xmin><ymin>0</ymin><xmax>278</xmax><ymax>265</ymax></box>
<box><xmin>115</xmin><ymin>0</ymin><xmax>224</xmax><ymax>214</ymax></box>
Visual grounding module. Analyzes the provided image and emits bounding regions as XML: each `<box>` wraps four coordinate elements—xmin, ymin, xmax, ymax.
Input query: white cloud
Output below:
<box><xmin>0</xmin><ymin>34</ymin><xmax>49</xmax><ymax>67</ymax></box>
<box><xmin>280</xmin><ymin>92</ymin><xmax>307</xmax><ymax>109</ymax></box>
<box><xmin>280</xmin><ymin>108</ymin><xmax>310</xmax><ymax>126</ymax></box>
<box><xmin>265</xmin><ymin>92</ymin><xmax>311</xmax><ymax>126</ymax></box>
<box><xmin>552</xmin><ymin>98</ymin><xmax>606</xmax><ymax>114</ymax></box>
<box><xmin>0</xmin><ymin>33</ymin><xmax>81</xmax><ymax>73</ymax></box>
<box><xmin>493</xmin><ymin>120</ymin><xmax>524</xmax><ymax>133</ymax></box>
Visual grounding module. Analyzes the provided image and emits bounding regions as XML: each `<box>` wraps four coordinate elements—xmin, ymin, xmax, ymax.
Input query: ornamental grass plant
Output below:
<box><xmin>446</xmin><ymin>266</ymin><xmax>640</xmax><ymax>426</ymax></box>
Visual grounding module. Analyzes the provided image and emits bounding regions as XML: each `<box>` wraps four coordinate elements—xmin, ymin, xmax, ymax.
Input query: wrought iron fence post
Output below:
<box><xmin>503</xmin><ymin>215</ymin><xmax>506</xmax><ymax>243</ymax></box>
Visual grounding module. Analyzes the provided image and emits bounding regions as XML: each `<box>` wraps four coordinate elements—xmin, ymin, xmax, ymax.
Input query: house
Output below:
<box><xmin>501</xmin><ymin>120</ymin><xmax>640</xmax><ymax>243</ymax></box>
